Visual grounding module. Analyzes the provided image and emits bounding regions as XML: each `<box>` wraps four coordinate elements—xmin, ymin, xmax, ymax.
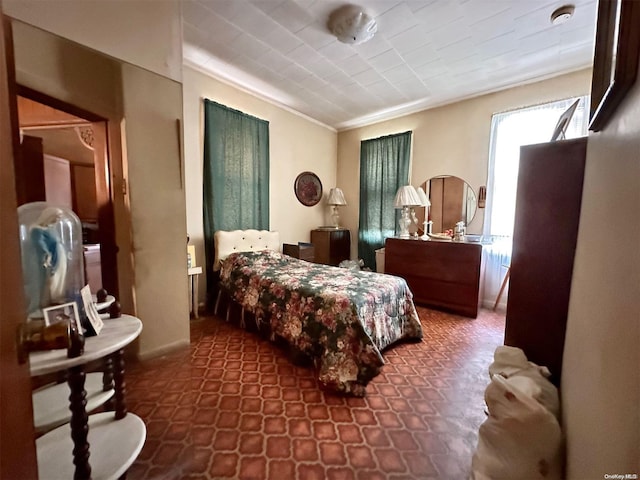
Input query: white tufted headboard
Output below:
<box><xmin>213</xmin><ymin>229</ymin><xmax>280</xmax><ymax>271</ymax></box>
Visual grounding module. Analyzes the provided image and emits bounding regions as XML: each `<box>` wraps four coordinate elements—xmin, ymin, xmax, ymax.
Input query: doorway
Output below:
<box><xmin>14</xmin><ymin>87</ymin><xmax>119</xmax><ymax>298</ymax></box>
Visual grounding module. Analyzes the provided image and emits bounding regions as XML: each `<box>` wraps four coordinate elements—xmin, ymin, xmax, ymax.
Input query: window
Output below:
<box><xmin>202</xmin><ymin>99</ymin><xmax>269</xmax><ymax>303</ymax></box>
<box><xmin>481</xmin><ymin>96</ymin><xmax>588</xmax><ymax>308</ymax></box>
<box><xmin>485</xmin><ymin>96</ymin><xmax>589</xmax><ymax>237</ymax></box>
<box><xmin>358</xmin><ymin>131</ymin><xmax>412</xmax><ymax>269</ymax></box>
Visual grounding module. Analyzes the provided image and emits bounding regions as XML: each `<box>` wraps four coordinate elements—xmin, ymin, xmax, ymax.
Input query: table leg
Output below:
<box><xmin>192</xmin><ymin>274</ymin><xmax>199</xmax><ymax>319</ymax></box>
<box><xmin>103</xmin><ymin>356</ymin><xmax>115</xmax><ymax>410</ymax></box>
<box><xmin>112</xmin><ymin>349</ymin><xmax>128</xmax><ymax>420</ymax></box>
<box><xmin>67</xmin><ymin>365</ymin><xmax>91</xmax><ymax>479</ymax></box>
<box><xmin>493</xmin><ymin>266</ymin><xmax>511</xmax><ymax>311</ymax></box>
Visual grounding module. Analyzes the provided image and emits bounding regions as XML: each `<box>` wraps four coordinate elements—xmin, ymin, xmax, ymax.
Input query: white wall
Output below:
<box><xmin>562</xmin><ymin>66</ymin><xmax>640</xmax><ymax>477</ymax></box>
<box><xmin>4</xmin><ymin>0</ymin><xmax>182</xmax><ymax>82</ymax></box>
<box><xmin>183</xmin><ymin>66</ymin><xmax>337</xmax><ymax>307</ymax></box>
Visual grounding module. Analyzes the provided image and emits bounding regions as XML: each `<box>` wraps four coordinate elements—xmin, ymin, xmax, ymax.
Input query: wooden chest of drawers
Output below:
<box><xmin>384</xmin><ymin>237</ymin><xmax>482</xmax><ymax>318</ymax></box>
<box><xmin>310</xmin><ymin>228</ymin><xmax>350</xmax><ymax>266</ymax></box>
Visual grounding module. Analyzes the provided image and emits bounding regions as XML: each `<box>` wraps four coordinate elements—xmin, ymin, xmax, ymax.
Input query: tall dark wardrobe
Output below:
<box><xmin>504</xmin><ymin>137</ymin><xmax>587</xmax><ymax>385</ymax></box>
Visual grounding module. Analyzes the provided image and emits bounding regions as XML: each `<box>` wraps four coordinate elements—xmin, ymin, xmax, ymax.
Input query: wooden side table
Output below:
<box><xmin>30</xmin><ymin>315</ymin><xmax>145</xmax><ymax>479</ymax></box>
<box><xmin>188</xmin><ymin>266</ymin><xmax>203</xmax><ymax>318</ymax></box>
<box><xmin>311</xmin><ymin>228</ymin><xmax>351</xmax><ymax>266</ymax></box>
<box><xmin>283</xmin><ymin>243</ymin><xmax>315</xmax><ymax>262</ymax></box>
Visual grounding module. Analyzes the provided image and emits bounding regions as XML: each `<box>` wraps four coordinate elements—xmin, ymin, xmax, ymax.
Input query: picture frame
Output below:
<box><xmin>81</xmin><ymin>285</ymin><xmax>104</xmax><ymax>336</ymax></box>
<box><xmin>294</xmin><ymin>171</ymin><xmax>323</xmax><ymax>206</ymax></box>
<box><xmin>42</xmin><ymin>301</ymin><xmax>81</xmax><ymax>332</ymax></box>
<box><xmin>589</xmin><ymin>0</ymin><xmax>640</xmax><ymax>131</ymax></box>
<box><xmin>550</xmin><ymin>99</ymin><xmax>580</xmax><ymax>141</ymax></box>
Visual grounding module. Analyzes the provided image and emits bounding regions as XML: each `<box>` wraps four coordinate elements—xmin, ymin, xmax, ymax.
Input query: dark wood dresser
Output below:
<box><xmin>384</xmin><ymin>237</ymin><xmax>482</xmax><ymax>318</ymax></box>
<box><xmin>310</xmin><ymin>228</ymin><xmax>350</xmax><ymax>266</ymax></box>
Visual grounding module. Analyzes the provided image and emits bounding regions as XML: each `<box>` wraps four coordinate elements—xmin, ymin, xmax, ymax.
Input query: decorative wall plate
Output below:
<box><xmin>294</xmin><ymin>171</ymin><xmax>323</xmax><ymax>206</ymax></box>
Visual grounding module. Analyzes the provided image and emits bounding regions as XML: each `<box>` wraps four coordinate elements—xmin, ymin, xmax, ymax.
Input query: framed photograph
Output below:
<box><xmin>42</xmin><ymin>302</ymin><xmax>80</xmax><ymax>331</ymax></box>
<box><xmin>589</xmin><ymin>0</ymin><xmax>640</xmax><ymax>131</ymax></box>
<box><xmin>81</xmin><ymin>285</ymin><xmax>104</xmax><ymax>336</ymax></box>
<box><xmin>551</xmin><ymin>99</ymin><xmax>580</xmax><ymax>141</ymax></box>
<box><xmin>294</xmin><ymin>171</ymin><xmax>323</xmax><ymax>206</ymax></box>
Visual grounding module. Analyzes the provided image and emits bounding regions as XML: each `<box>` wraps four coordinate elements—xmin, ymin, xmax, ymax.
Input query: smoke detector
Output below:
<box><xmin>328</xmin><ymin>5</ymin><xmax>377</xmax><ymax>45</ymax></box>
<box><xmin>550</xmin><ymin>5</ymin><xmax>575</xmax><ymax>25</ymax></box>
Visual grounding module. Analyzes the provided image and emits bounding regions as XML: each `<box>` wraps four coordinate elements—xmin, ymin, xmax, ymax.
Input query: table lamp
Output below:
<box><xmin>327</xmin><ymin>188</ymin><xmax>347</xmax><ymax>228</ymax></box>
<box><xmin>394</xmin><ymin>185</ymin><xmax>422</xmax><ymax>238</ymax></box>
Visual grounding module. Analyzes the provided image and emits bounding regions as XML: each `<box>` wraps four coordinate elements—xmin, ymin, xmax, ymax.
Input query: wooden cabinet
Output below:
<box><xmin>83</xmin><ymin>244</ymin><xmax>103</xmax><ymax>292</ymax></box>
<box><xmin>310</xmin><ymin>228</ymin><xmax>350</xmax><ymax>266</ymax></box>
<box><xmin>71</xmin><ymin>164</ymin><xmax>98</xmax><ymax>221</ymax></box>
<box><xmin>16</xmin><ymin>134</ymin><xmax>45</xmax><ymax>205</ymax></box>
<box><xmin>283</xmin><ymin>243</ymin><xmax>315</xmax><ymax>262</ymax></box>
<box><xmin>43</xmin><ymin>154</ymin><xmax>72</xmax><ymax>209</ymax></box>
<box><xmin>385</xmin><ymin>237</ymin><xmax>482</xmax><ymax>318</ymax></box>
<box><xmin>505</xmin><ymin>137</ymin><xmax>587</xmax><ymax>385</ymax></box>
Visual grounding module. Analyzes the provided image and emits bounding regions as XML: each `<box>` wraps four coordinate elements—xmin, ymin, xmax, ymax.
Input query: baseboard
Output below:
<box><xmin>137</xmin><ymin>339</ymin><xmax>190</xmax><ymax>361</ymax></box>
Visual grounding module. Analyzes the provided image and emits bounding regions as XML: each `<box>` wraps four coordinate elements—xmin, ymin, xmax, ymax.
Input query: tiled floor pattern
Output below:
<box><xmin>125</xmin><ymin>307</ymin><xmax>505</xmax><ymax>479</ymax></box>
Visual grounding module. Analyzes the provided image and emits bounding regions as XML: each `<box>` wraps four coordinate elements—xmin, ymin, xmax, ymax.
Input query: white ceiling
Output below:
<box><xmin>182</xmin><ymin>0</ymin><xmax>597</xmax><ymax>130</ymax></box>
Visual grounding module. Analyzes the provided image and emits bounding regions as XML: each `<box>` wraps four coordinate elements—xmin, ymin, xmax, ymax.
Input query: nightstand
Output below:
<box><xmin>283</xmin><ymin>243</ymin><xmax>315</xmax><ymax>262</ymax></box>
<box><xmin>311</xmin><ymin>228</ymin><xmax>350</xmax><ymax>266</ymax></box>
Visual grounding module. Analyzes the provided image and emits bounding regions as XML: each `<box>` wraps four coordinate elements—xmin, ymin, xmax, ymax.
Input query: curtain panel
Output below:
<box><xmin>358</xmin><ymin>131</ymin><xmax>412</xmax><ymax>269</ymax></box>
<box><xmin>203</xmin><ymin>99</ymin><xmax>269</xmax><ymax>303</ymax></box>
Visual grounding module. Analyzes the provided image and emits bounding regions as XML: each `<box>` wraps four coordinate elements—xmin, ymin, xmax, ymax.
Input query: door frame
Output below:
<box><xmin>16</xmin><ymin>85</ymin><xmax>120</xmax><ymax>298</ymax></box>
<box><xmin>0</xmin><ymin>12</ymin><xmax>38</xmax><ymax>479</ymax></box>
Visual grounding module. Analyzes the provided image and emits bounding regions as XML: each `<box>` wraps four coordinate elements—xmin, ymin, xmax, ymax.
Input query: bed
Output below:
<box><xmin>213</xmin><ymin>229</ymin><xmax>423</xmax><ymax>396</ymax></box>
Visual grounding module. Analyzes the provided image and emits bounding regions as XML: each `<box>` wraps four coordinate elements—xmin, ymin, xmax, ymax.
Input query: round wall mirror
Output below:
<box><xmin>420</xmin><ymin>175</ymin><xmax>477</xmax><ymax>233</ymax></box>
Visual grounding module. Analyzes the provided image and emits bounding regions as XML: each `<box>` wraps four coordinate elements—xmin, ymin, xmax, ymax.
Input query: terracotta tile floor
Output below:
<box><xmin>125</xmin><ymin>306</ymin><xmax>505</xmax><ymax>479</ymax></box>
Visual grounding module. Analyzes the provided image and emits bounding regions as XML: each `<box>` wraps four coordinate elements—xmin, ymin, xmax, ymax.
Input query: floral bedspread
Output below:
<box><xmin>219</xmin><ymin>250</ymin><xmax>423</xmax><ymax>396</ymax></box>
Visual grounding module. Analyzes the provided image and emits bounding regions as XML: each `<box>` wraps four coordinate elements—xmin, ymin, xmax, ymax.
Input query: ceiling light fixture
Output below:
<box><xmin>550</xmin><ymin>4</ymin><xmax>575</xmax><ymax>25</ymax></box>
<box><xmin>328</xmin><ymin>4</ymin><xmax>377</xmax><ymax>45</ymax></box>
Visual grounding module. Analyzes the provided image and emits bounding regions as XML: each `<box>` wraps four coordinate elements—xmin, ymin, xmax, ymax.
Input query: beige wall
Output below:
<box><xmin>4</xmin><ymin>0</ymin><xmax>182</xmax><ymax>82</ymax></box>
<box><xmin>11</xmin><ymin>20</ymin><xmax>190</xmax><ymax>359</ymax></box>
<box><xmin>337</xmin><ymin>69</ymin><xmax>592</xmax><ymax>258</ymax></box>
<box><xmin>121</xmin><ymin>65</ymin><xmax>190</xmax><ymax>358</ymax></box>
<box><xmin>11</xmin><ymin>20</ymin><xmax>135</xmax><ymax>315</ymax></box>
<box><xmin>562</xmin><ymin>68</ymin><xmax>640</xmax><ymax>476</ymax></box>
<box><xmin>183</xmin><ymin>66</ymin><xmax>337</xmax><ymax>307</ymax></box>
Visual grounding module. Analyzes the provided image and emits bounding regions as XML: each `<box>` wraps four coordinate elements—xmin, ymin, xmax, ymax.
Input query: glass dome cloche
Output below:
<box><xmin>18</xmin><ymin>202</ymin><xmax>86</xmax><ymax>320</ymax></box>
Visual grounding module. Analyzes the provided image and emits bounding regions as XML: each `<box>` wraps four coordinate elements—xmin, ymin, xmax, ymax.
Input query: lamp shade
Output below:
<box><xmin>415</xmin><ymin>187</ymin><xmax>430</xmax><ymax>207</ymax></box>
<box><xmin>394</xmin><ymin>186</ymin><xmax>422</xmax><ymax>208</ymax></box>
<box><xmin>327</xmin><ymin>187</ymin><xmax>347</xmax><ymax>206</ymax></box>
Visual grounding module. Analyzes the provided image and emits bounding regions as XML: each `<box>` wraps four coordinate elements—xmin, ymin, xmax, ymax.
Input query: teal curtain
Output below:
<box><xmin>203</xmin><ymin>99</ymin><xmax>269</xmax><ymax>302</ymax></box>
<box><xmin>358</xmin><ymin>131</ymin><xmax>412</xmax><ymax>269</ymax></box>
